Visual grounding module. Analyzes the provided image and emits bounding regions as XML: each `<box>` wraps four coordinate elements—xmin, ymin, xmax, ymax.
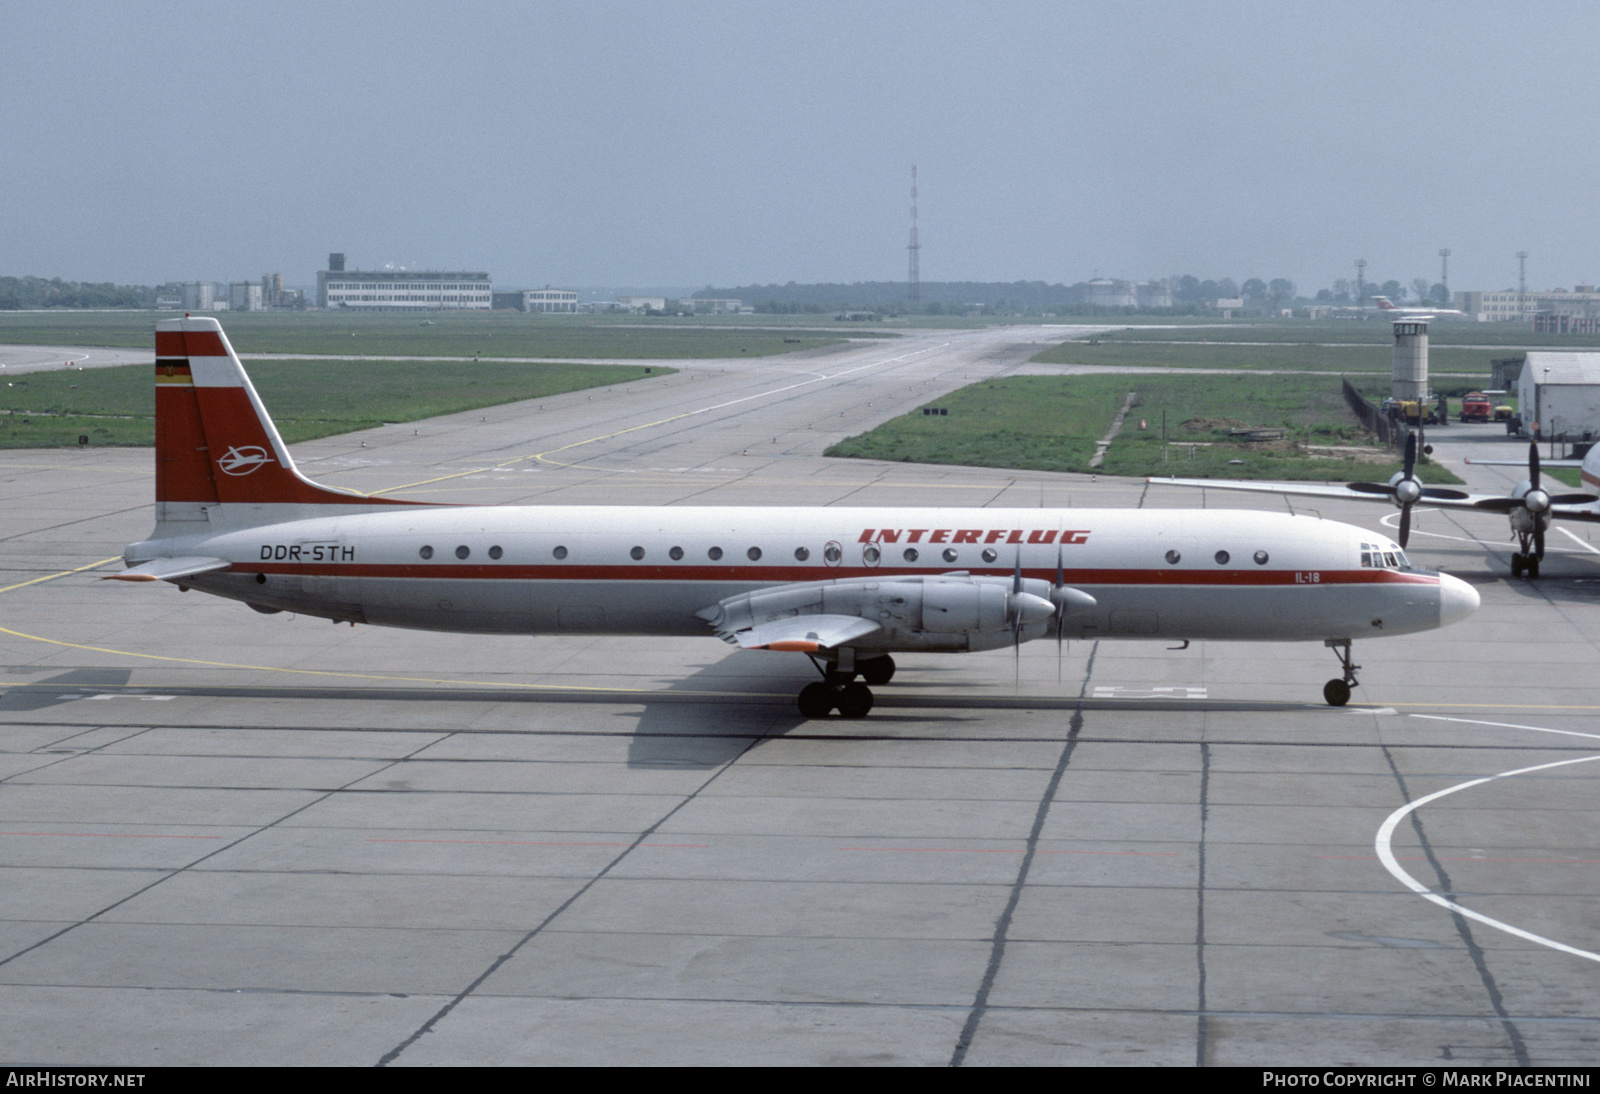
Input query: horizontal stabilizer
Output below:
<box><xmin>103</xmin><ymin>556</ymin><xmax>231</xmax><ymax>583</ymax></box>
<box><xmin>729</xmin><ymin>615</ymin><xmax>884</xmax><ymax>652</ymax></box>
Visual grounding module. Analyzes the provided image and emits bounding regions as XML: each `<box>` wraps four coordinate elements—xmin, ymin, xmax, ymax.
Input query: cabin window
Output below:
<box><xmin>455</xmin><ymin>545</ymin><xmax>470</xmax><ymax>560</ymax></box>
<box><xmin>552</xmin><ymin>545</ymin><xmax>568</xmax><ymax>560</ymax></box>
<box><xmin>1214</xmin><ymin>550</ymin><xmax>1230</xmax><ymax>565</ymax></box>
<box><xmin>1253</xmin><ymin>550</ymin><xmax>1269</xmax><ymax>565</ymax></box>
<box><xmin>1165</xmin><ymin>550</ymin><xmax>1181</xmax><ymax>564</ymax></box>
<box><xmin>794</xmin><ymin>547</ymin><xmax>810</xmax><ymax>561</ymax></box>
<box><xmin>863</xmin><ymin>545</ymin><xmax>880</xmax><ymax>564</ymax></box>
<box><xmin>488</xmin><ymin>546</ymin><xmax>503</xmax><ymax>560</ymax></box>
<box><xmin>669</xmin><ymin>546</ymin><xmax>684</xmax><ymax>560</ymax></box>
<box><xmin>747</xmin><ymin>547</ymin><xmax>762</xmax><ymax>561</ymax></box>
<box><xmin>943</xmin><ymin>548</ymin><xmax>958</xmax><ymax>563</ymax></box>
<box><xmin>630</xmin><ymin>546</ymin><xmax>645</xmax><ymax>560</ymax></box>
<box><xmin>903</xmin><ymin>548</ymin><xmax>919</xmax><ymax>563</ymax></box>
<box><xmin>709</xmin><ymin>546</ymin><xmax>724</xmax><ymax>561</ymax></box>
<box><xmin>981</xmin><ymin>548</ymin><xmax>998</xmax><ymax>563</ymax></box>
<box><xmin>419</xmin><ymin>545</ymin><xmax>434</xmax><ymax>560</ymax></box>
<box><xmin>823</xmin><ymin>544</ymin><xmax>841</xmax><ymax>563</ymax></box>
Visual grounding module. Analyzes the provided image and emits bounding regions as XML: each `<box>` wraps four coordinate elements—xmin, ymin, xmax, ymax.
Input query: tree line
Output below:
<box><xmin>0</xmin><ymin>276</ymin><xmax>184</xmax><ymax>310</ymax></box>
<box><xmin>702</xmin><ymin>272</ymin><xmax>1455</xmax><ymax>316</ymax></box>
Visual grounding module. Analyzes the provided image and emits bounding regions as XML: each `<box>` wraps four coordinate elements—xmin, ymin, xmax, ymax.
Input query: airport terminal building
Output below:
<box><xmin>1457</xmin><ymin>287</ymin><xmax>1600</xmax><ymax>326</ymax></box>
<box><xmin>316</xmin><ymin>253</ymin><xmax>492</xmax><ymax>311</ymax></box>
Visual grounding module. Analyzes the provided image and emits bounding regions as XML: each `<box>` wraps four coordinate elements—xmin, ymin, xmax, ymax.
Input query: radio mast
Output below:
<box><xmin>907</xmin><ymin>166</ymin><xmax>920</xmax><ymax>302</ymax></box>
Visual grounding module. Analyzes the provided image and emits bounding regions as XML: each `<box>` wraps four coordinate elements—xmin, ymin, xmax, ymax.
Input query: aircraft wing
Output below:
<box><xmin>1147</xmin><ymin>475</ymin><xmax>1600</xmax><ymax>522</ymax></box>
<box><xmin>1464</xmin><ymin>457</ymin><xmax>1584</xmax><ymax>468</ymax></box>
<box><xmin>103</xmin><ymin>556</ymin><xmax>232</xmax><ymax>582</ymax></box>
<box><xmin>724</xmin><ymin>614</ymin><xmax>885</xmax><ymax>652</ymax></box>
<box><xmin>1146</xmin><ymin>476</ymin><xmax>1495</xmax><ymax>510</ymax></box>
<box><xmin>1549</xmin><ymin>501</ymin><xmax>1600</xmax><ymax>523</ymax></box>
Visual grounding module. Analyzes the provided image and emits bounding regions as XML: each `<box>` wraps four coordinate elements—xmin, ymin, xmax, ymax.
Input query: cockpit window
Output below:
<box><xmin>1360</xmin><ymin>542</ymin><xmax>1411</xmax><ymax>570</ymax></box>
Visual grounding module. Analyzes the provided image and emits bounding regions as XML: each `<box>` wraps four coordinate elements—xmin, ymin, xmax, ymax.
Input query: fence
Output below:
<box><xmin>1342</xmin><ymin>377</ymin><xmax>1404</xmax><ymax>449</ymax></box>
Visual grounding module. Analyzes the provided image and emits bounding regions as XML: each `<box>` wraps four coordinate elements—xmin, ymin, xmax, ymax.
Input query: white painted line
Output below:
<box><xmin>1412</xmin><ymin>713</ymin><xmax>1600</xmax><ymax>744</ymax></box>
<box><xmin>1378</xmin><ymin>510</ymin><xmax>1600</xmax><ymax>556</ymax></box>
<box><xmin>82</xmin><ymin>693</ymin><xmax>176</xmax><ymax>701</ymax></box>
<box><xmin>1375</xmin><ymin>752</ymin><xmax>1600</xmax><ymax>965</ymax></box>
<box><xmin>690</xmin><ymin>343</ymin><xmax>952</xmax><ymax>418</ymax></box>
<box><xmin>1091</xmin><ymin>686</ymin><xmax>1207</xmax><ymax>699</ymax></box>
<box><xmin>1558</xmin><ymin>526</ymin><xmax>1600</xmax><ymax>555</ymax></box>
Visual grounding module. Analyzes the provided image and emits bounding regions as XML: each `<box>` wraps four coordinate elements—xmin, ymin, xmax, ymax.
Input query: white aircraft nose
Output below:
<box><xmin>1438</xmin><ymin>573</ymin><xmax>1479</xmax><ymax>627</ymax></box>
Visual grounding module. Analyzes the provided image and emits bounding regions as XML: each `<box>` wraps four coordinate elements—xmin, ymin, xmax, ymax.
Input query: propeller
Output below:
<box><xmin>1055</xmin><ymin>542</ymin><xmax>1066</xmax><ymax>684</ymax></box>
<box><xmin>1011</xmin><ymin>551</ymin><xmax>1024</xmax><ymax>689</ymax></box>
<box><xmin>1530</xmin><ymin>444</ymin><xmax>1547</xmax><ymax>559</ymax></box>
<box><xmin>1398</xmin><ymin>432</ymin><xmax>1419</xmax><ymax>547</ymax></box>
<box><xmin>1468</xmin><ymin>442</ymin><xmax>1594</xmax><ymax>559</ymax></box>
<box><xmin>1044</xmin><ymin>541</ymin><xmax>1097</xmax><ymax>683</ymax></box>
<box><xmin>1344</xmin><ymin>427</ymin><xmax>1472</xmax><ymax>548</ymax></box>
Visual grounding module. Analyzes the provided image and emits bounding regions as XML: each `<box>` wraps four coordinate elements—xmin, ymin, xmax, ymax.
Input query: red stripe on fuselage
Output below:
<box><xmin>243</xmin><ymin>563</ymin><xmax>1441</xmax><ymax>586</ymax></box>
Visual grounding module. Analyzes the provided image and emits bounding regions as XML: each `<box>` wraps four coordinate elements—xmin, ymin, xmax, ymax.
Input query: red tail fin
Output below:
<box><xmin>154</xmin><ymin>318</ymin><xmax>425</xmax><ymax>507</ymax></box>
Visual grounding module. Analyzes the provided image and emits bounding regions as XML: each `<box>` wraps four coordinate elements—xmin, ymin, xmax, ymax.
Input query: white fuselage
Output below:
<box><xmin>129</xmin><ymin>506</ymin><xmax>1471</xmax><ymax>651</ymax></box>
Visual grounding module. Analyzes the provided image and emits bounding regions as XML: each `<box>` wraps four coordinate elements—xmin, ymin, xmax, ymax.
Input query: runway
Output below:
<box><xmin>3</xmin><ymin>323</ymin><xmax>1600</xmax><ymax>1065</ymax></box>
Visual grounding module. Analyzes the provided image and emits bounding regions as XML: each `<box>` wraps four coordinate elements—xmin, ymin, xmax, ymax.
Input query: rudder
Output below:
<box><xmin>153</xmin><ymin>317</ymin><xmax>426</xmax><ymax>509</ymax></box>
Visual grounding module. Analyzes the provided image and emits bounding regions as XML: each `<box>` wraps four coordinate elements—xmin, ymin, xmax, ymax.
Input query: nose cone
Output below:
<box><xmin>1438</xmin><ymin>573</ymin><xmax>1479</xmax><ymax>627</ymax></box>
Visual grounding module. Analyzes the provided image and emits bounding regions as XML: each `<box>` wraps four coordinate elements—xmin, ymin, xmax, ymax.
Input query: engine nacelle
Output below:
<box><xmin>699</xmin><ymin>574</ymin><xmax>1082</xmax><ymax>646</ymax></box>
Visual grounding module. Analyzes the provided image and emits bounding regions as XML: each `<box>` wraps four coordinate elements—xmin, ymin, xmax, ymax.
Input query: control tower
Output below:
<box><xmin>1391</xmin><ymin>318</ymin><xmax>1429</xmax><ymax>401</ymax></box>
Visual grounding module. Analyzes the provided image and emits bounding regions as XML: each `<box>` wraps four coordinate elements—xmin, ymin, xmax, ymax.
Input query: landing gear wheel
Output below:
<box><xmin>1511</xmin><ymin>554</ymin><xmax>1525</xmax><ymax>578</ymax></box>
<box><xmin>836</xmin><ymin>682</ymin><xmax>874</xmax><ymax>719</ymax></box>
<box><xmin>1528</xmin><ymin>556</ymin><xmax>1540</xmax><ymax>579</ymax></box>
<box><xmin>797</xmin><ymin>682</ymin><xmax>835</xmax><ymax>719</ymax></box>
<box><xmin>858</xmin><ymin>655</ymin><xmax>896</xmax><ymax>686</ymax></box>
<box><xmin>1322</xmin><ymin>638</ymin><xmax>1359</xmax><ymax>707</ymax></box>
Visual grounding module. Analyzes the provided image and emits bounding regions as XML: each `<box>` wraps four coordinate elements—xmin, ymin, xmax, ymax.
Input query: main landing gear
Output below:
<box><xmin>797</xmin><ymin>654</ymin><xmax>895</xmax><ymax>719</ymax></box>
<box><xmin>1322</xmin><ymin>638</ymin><xmax>1359</xmax><ymax>707</ymax></box>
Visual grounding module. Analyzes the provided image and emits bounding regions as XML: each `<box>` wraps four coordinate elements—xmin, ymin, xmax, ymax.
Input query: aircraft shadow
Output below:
<box><xmin>0</xmin><ymin>655</ymin><xmax>1335</xmax><ymax>770</ymax></box>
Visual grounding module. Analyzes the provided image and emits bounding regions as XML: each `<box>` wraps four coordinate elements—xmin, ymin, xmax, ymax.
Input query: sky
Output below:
<box><xmin>4</xmin><ymin>1</ymin><xmax>1597</xmax><ymax>296</ymax></box>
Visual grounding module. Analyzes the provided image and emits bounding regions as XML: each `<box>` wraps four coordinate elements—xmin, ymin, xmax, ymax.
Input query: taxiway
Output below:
<box><xmin>2</xmin><ymin>324</ymin><xmax>1599</xmax><ymax>1065</ymax></box>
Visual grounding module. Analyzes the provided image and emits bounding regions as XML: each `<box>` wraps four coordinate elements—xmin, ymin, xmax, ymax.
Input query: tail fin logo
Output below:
<box><xmin>217</xmin><ymin>445</ymin><xmax>276</xmax><ymax>476</ymax></box>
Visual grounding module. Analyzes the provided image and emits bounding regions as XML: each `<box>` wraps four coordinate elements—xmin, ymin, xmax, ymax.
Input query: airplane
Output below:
<box><xmin>1372</xmin><ymin>295</ymin><xmax>1471</xmax><ymax>321</ymax></box>
<box><xmin>1149</xmin><ymin>432</ymin><xmax>1600</xmax><ymax>578</ymax></box>
<box><xmin>108</xmin><ymin>317</ymin><xmax>1478</xmax><ymax>711</ymax></box>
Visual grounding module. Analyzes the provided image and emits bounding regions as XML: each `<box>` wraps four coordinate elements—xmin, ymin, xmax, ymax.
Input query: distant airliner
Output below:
<box><xmin>110</xmin><ymin>319</ymin><xmax>1478</xmax><ymax>710</ymax></box>
<box><xmin>1373</xmin><ymin>295</ymin><xmax>1471</xmax><ymax>320</ymax></box>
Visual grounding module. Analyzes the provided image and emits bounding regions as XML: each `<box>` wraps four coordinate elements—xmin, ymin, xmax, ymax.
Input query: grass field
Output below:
<box><xmin>0</xmin><ymin>310</ymin><xmax>874</xmax><ymax>359</ymax></box>
<box><xmin>826</xmin><ymin>372</ymin><xmax>1463</xmax><ymax>484</ymax></box>
<box><xmin>1085</xmin><ymin>319</ymin><xmax>1600</xmax><ymax>348</ymax></box>
<box><xmin>0</xmin><ymin>358</ymin><xmax>667</xmax><ymax>447</ymax></box>
<box><xmin>1031</xmin><ymin>337</ymin><xmax>1509</xmax><ymax>377</ymax></box>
